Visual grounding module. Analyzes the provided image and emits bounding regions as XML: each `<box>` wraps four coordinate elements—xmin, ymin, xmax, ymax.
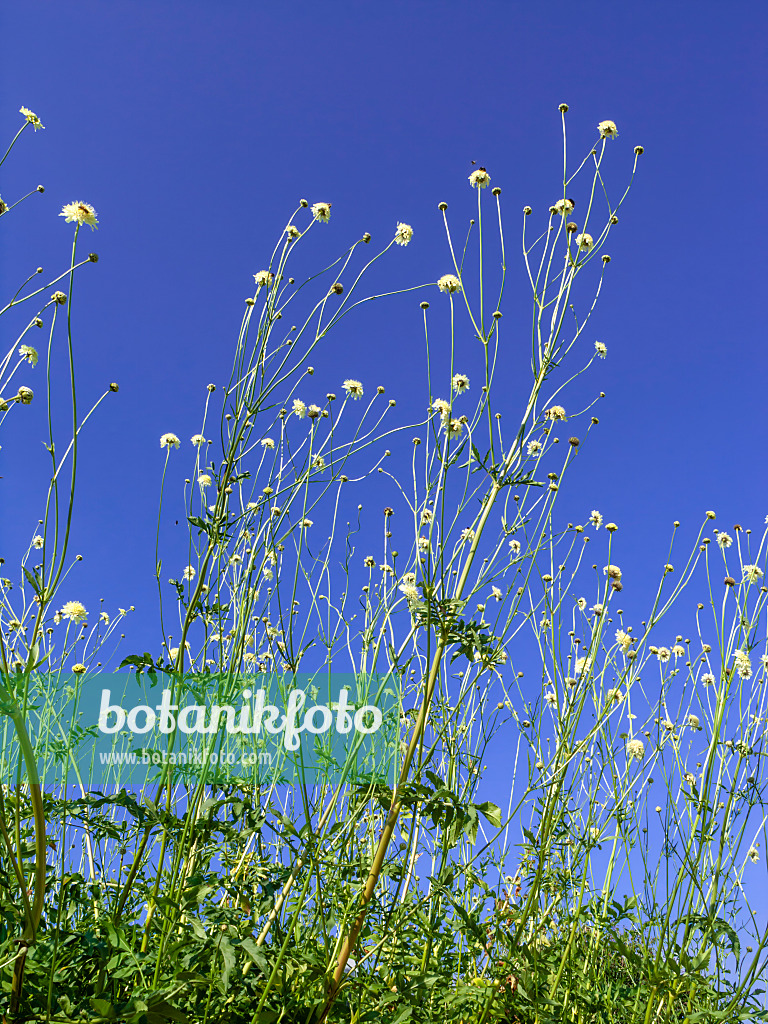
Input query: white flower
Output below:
<box><xmin>432</xmin><ymin>397</ymin><xmax>451</xmax><ymax>425</ymax></box>
<box><xmin>19</xmin><ymin>345</ymin><xmax>38</xmax><ymax>366</ymax></box>
<box><xmin>261</xmin><ymin>438</ymin><xmax>275</xmax><ymax>449</ymax></box>
<box><xmin>343</xmin><ymin>379</ymin><xmax>364</xmax><ymax>399</ymax></box>
<box><xmin>399</xmin><ymin>583</ymin><xmax>419</xmax><ymax>601</ymax></box>
<box><xmin>749</xmin><ymin>847</ymin><xmax>760</xmax><ymax>863</ymax></box>
<box><xmin>544</xmin><ymin>405</ymin><xmax>566</xmax><ymax>421</ymax></box>
<box><xmin>672</xmin><ymin>645</ymin><xmax>686</xmax><ymax>658</ymax></box>
<box><xmin>743</xmin><ymin>564</ymin><xmax>764</xmax><ymax>583</ymax></box>
<box><xmin>597</xmin><ymin>120</ymin><xmax>618</xmax><ymax>139</ymax></box>
<box><xmin>577</xmin><ymin>597</ymin><xmax>587</xmax><ymax>611</ymax></box>
<box><xmin>312</xmin><ymin>454</ymin><xmax>325</xmax><ymax>469</ymax></box>
<box><xmin>59</xmin><ymin>201</ymin><xmax>98</xmax><ymax>230</ymax></box>
<box><xmin>452</xmin><ymin>373</ymin><xmax>469</xmax><ymax>394</ymax></box>
<box><xmin>307</xmin><ymin>404</ymin><xmax>322</xmax><ymax>419</ymax></box>
<box><xmin>762</xmin><ymin>655</ymin><xmax>768</xmax><ymax>670</ymax></box>
<box><xmin>626</xmin><ymin>738</ymin><xmax>645</xmax><ymax>761</ymax></box>
<box><xmin>394</xmin><ymin>222</ymin><xmax>413</xmax><ymax>246</ymax></box>
<box><xmin>590</xmin><ymin>511</ymin><xmax>603</xmax><ymax>529</ymax></box>
<box><xmin>311</xmin><ymin>202</ymin><xmax>331</xmax><ymax>223</ymax></box>
<box><xmin>285</xmin><ymin>224</ymin><xmax>300</xmax><ymax>239</ymax></box>
<box><xmin>190</xmin><ymin>434</ymin><xmax>205</xmax><ymax>446</ymax></box>
<box><xmin>380</xmin><ymin>564</ymin><xmax>394</xmax><ymax>576</ymax></box>
<box><xmin>31</xmin><ymin>535</ymin><xmax>44</xmax><ymax>549</ymax></box>
<box><xmin>20</xmin><ymin>106</ymin><xmax>44</xmax><ymax>130</ymax></box>
<box><xmin>657</xmin><ymin>647</ymin><xmax>671</xmax><ymax>663</ymax></box>
<box><xmin>545</xmin><ymin>691</ymin><xmax>557</xmax><ymax>706</ymax></box>
<box><xmin>734</xmin><ymin>649</ymin><xmax>752</xmax><ymax>679</ymax></box>
<box><xmin>701</xmin><ymin>672</ymin><xmax>716</xmax><ymax>686</ymax></box>
<box><xmin>182</xmin><ymin>566</ymin><xmax>196</xmax><ymax>581</ymax></box>
<box><xmin>575</xmin><ymin>233</ymin><xmax>593</xmax><ymax>251</ymax></box>
<box><xmin>553</xmin><ymin>198</ymin><xmax>574</xmax><ymax>216</ymax></box>
<box><xmin>717</xmin><ymin>532</ymin><xmax>733</xmax><ymax>548</ymax></box>
<box><xmin>364</xmin><ymin>556</ymin><xmax>376</xmax><ymax>567</ymax></box>
<box><xmin>300</xmin><ymin>518</ymin><xmax>313</xmax><ymax>528</ymax></box>
<box><xmin>420</xmin><ymin>509</ymin><xmax>433</xmax><ymax>524</ymax></box>
<box><xmin>509</xmin><ymin>539</ymin><xmax>521</xmax><ymax>555</ymax></box>
<box><xmin>527</xmin><ymin>439</ymin><xmax>542</xmax><ymax>455</ymax></box>
<box><xmin>491</xmin><ymin>586</ymin><xmax>502</xmax><ymax>601</ymax></box>
<box><xmin>292</xmin><ymin>399</ymin><xmax>307</xmax><ymax>418</ymax></box>
<box><xmin>460</xmin><ymin>528</ymin><xmax>475</xmax><ymax>542</ymax></box>
<box><xmin>448</xmin><ymin>419</ymin><xmax>463</xmax><ymax>437</ymax></box>
<box><xmin>100</xmin><ymin>611</ymin><xmax>110</xmax><ymax>625</ymax></box>
<box><xmin>615</xmin><ymin>630</ymin><xmax>632</xmax><ymax>652</ymax></box>
<box><xmin>198</xmin><ymin>473</ymin><xmax>211</xmax><ymax>489</ymax></box>
<box><xmin>418</xmin><ymin>537</ymin><xmax>430</xmax><ymax>551</ymax></box>
<box><xmin>594</xmin><ymin>341</ymin><xmax>607</xmax><ymax>358</ymax></box>
<box><xmin>591</xmin><ymin>603</ymin><xmax>604</xmax><ymax>617</ymax></box>
<box><xmin>253</xmin><ymin>270</ymin><xmax>273</xmax><ymax>287</ymax></box>
<box><xmin>160</xmin><ymin>433</ymin><xmax>180</xmax><ymax>449</ymax></box>
<box><xmin>437</xmin><ymin>274</ymin><xmax>462</xmax><ymax>294</ymax></box>
<box><xmin>61</xmin><ymin>600</ymin><xmax>87</xmax><ymax>624</ymax></box>
<box><xmin>688</xmin><ymin>714</ymin><xmax>700</xmax><ymax>729</ymax></box>
<box><xmin>469</xmin><ymin>168</ymin><xmax>491</xmax><ymax>189</ymax></box>
<box><xmin>603</xmin><ymin>564</ymin><xmax>622</xmax><ymax>580</ymax></box>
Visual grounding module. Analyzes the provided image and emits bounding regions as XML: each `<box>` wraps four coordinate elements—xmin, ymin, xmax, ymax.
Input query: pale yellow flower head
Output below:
<box><xmin>394</xmin><ymin>222</ymin><xmax>413</xmax><ymax>246</ymax></box>
<box><xmin>61</xmin><ymin>600</ymin><xmax>87</xmax><ymax>624</ymax></box>
<box><xmin>20</xmin><ymin>106</ymin><xmax>44</xmax><ymax>130</ymax></box>
<box><xmin>311</xmin><ymin>202</ymin><xmax>331</xmax><ymax>223</ymax></box>
<box><xmin>59</xmin><ymin>201</ymin><xmax>98</xmax><ymax>230</ymax></box>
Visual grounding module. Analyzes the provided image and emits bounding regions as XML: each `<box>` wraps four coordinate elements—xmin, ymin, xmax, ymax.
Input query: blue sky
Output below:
<box><xmin>1</xmin><ymin>0</ymin><xmax>766</xmax><ymax>652</ymax></box>
<box><xmin>1</xmin><ymin>0</ymin><xmax>768</xmax><ymax>969</ymax></box>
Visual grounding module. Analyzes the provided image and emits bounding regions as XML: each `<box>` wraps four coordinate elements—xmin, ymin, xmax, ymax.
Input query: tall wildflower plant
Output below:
<box><xmin>6</xmin><ymin>104</ymin><xmax>766</xmax><ymax>1024</ymax></box>
<box><xmin>0</xmin><ymin>107</ymin><xmax>127</xmax><ymax>1016</ymax></box>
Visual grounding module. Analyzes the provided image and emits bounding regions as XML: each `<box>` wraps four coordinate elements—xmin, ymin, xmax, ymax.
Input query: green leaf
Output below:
<box><xmin>474</xmin><ymin>801</ymin><xmax>502</xmax><ymax>829</ymax></box>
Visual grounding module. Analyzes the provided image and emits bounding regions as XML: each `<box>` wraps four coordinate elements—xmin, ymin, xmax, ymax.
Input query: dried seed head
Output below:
<box><xmin>610</xmin><ymin>215</ymin><xmax>619</xmax><ymax>224</ymax></box>
<box><xmin>523</xmin><ymin>206</ymin><xmax>532</xmax><ymax>215</ymax></box>
<box><xmin>331</xmin><ymin>282</ymin><xmax>343</xmax><ymax>294</ymax></box>
<box><xmin>88</xmin><ymin>252</ymin><xmax>99</xmax><ymax>262</ymax></box>
<box><xmin>362</xmin><ymin>232</ymin><xmax>371</xmax><ymax>243</ymax></box>
<box><xmin>634</xmin><ymin>145</ymin><xmax>644</xmax><ymax>155</ymax></box>
<box><xmin>207</xmin><ymin>383</ymin><xmax>216</xmax><ymax>392</ymax></box>
<box><xmin>569</xmin><ymin>437</ymin><xmax>579</xmax><ymax>447</ymax></box>
<box><xmin>109</xmin><ymin>382</ymin><xmax>119</xmax><ymax>393</ymax></box>
<box><xmin>492</xmin><ymin>187</ymin><xmax>501</xmax><ymax>196</ymax></box>
<box><xmin>566</xmin><ymin>222</ymin><xmax>578</xmax><ymax>233</ymax></box>
<box><xmin>438</xmin><ymin>202</ymin><xmax>448</xmax><ymax>211</ymax></box>
<box><xmin>558</xmin><ymin>103</ymin><xmax>569</xmax><ymax>112</ymax></box>
<box><xmin>602</xmin><ymin>254</ymin><xmax>611</xmax><ymax>264</ymax></box>
<box><xmin>724</xmin><ymin>577</ymin><xmax>736</xmax><ymax>587</ymax></box>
